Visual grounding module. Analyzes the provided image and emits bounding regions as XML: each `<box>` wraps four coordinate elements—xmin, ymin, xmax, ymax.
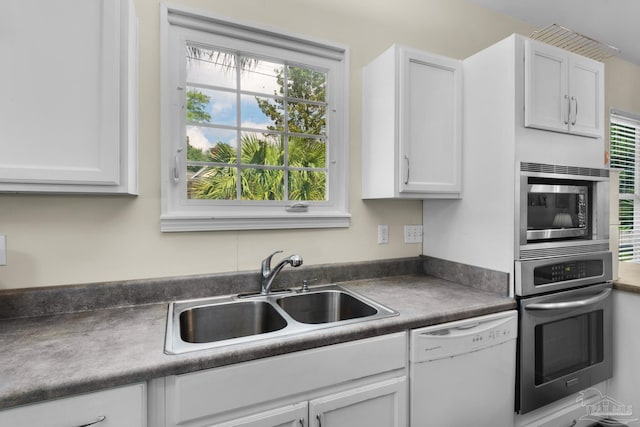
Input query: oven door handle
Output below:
<box><xmin>525</xmin><ymin>288</ymin><xmax>611</xmax><ymax>311</ymax></box>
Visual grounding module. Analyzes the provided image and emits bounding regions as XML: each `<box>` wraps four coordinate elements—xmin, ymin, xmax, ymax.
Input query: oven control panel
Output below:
<box><xmin>534</xmin><ymin>260</ymin><xmax>604</xmax><ymax>285</ymax></box>
<box><xmin>516</xmin><ymin>251</ymin><xmax>613</xmax><ymax>297</ymax></box>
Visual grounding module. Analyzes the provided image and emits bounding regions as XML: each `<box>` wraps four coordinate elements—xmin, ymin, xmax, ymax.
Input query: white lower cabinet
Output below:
<box><xmin>309</xmin><ymin>377</ymin><xmax>406</xmax><ymax>427</ymax></box>
<box><xmin>210</xmin><ymin>402</ymin><xmax>308</xmax><ymax>427</ymax></box>
<box><xmin>209</xmin><ymin>377</ymin><xmax>407</xmax><ymax>427</ymax></box>
<box><xmin>164</xmin><ymin>333</ymin><xmax>408</xmax><ymax>427</ymax></box>
<box><xmin>0</xmin><ymin>383</ymin><xmax>146</xmax><ymax>427</ymax></box>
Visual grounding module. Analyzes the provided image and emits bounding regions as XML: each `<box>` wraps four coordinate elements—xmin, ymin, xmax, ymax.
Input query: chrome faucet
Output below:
<box><xmin>260</xmin><ymin>251</ymin><xmax>303</xmax><ymax>295</ymax></box>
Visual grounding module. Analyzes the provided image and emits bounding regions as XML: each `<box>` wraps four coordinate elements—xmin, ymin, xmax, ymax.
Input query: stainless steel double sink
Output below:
<box><xmin>165</xmin><ymin>284</ymin><xmax>398</xmax><ymax>354</ymax></box>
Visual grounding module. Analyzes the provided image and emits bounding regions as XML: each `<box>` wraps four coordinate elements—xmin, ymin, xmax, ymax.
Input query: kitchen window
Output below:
<box><xmin>610</xmin><ymin>109</ymin><xmax>640</xmax><ymax>261</ymax></box>
<box><xmin>160</xmin><ymin>6</ymin><xmax>350</xmax><ymax>231</ymax></box>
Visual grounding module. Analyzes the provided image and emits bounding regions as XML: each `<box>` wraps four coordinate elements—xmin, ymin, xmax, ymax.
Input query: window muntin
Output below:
<box><xmin>185</xmin><ymin>47</ymin><xmax>329</xmax><ymax>202</ymax></box>
<box><xmin>161</xmin><ymin>7</ymin><xmax>349</xmax><ymax>231</ymax></box>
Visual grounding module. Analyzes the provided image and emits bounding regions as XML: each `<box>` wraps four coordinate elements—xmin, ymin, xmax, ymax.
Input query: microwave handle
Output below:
<box><xmin>525</xmin><ymin>288</ymin><xmax>611</xmax><ymax>311</ymax></box>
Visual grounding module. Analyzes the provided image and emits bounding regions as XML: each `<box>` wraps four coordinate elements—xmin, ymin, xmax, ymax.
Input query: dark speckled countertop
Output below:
<box><xmin>0</xmin><ymin>273</ymin><xmax>515</xmax><ymax>410</ymax></box>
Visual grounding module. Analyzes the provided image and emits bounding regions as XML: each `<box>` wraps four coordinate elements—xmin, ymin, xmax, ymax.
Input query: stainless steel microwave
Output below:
<box><xmin>518</xmin><ymin>163</ymin><xmax>610</xmax><ymax>259</ymax></box>
<box><xmin>526</xmin><ymin>181</ymin><xmax>589</xmax><ymax>240</ymax></box>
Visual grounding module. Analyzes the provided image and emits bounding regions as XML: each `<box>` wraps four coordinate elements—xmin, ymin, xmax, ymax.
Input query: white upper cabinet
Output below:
<box><xmin>362</xmin><ymin>45</ymin><xmax>463</xmax><ymax>199</ymax></box>
<box><xmin>0</xmin><ymin>0</ymin><xmax>138</xmax><ymax>194</ymax></box>
<box><xmin>524</xmin><ymin>39</ymin><xmax>604</xmax><ymax>139</ymax></box>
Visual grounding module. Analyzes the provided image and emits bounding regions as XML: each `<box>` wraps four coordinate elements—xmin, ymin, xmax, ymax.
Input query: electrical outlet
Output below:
<box><xmin>404</xmin><ymin>225</ymin><xmax>423</xmax><ymax>243</ymax></box>
<box><xmin>378</xmin><ymin>224</ymin><xmax>389</xmax><ymax>244</ymax></box>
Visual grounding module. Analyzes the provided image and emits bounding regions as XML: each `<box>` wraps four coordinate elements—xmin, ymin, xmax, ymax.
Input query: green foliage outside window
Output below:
<box><xmin>185</xmin><ymin>55</ymin><xmax>328</xmax><ymax>202</ymax></box>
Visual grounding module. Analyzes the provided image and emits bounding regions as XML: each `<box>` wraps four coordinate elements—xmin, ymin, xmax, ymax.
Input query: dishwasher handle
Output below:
<box><xmin>417</xmin><ymin>313</ymin><xmax>515</xmax><ymax>339</ymax></box>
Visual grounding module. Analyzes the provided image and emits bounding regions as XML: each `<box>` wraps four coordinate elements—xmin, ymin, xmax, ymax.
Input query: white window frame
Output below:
<box><xmin>610</xmin><ymin>109</ymin><xmax>640</xmax><ymax>262</ymax></box>
<box><xmin>160</xmin><ymin>5</ymin><xmax>350</xmax><ymax>232</ymax></box>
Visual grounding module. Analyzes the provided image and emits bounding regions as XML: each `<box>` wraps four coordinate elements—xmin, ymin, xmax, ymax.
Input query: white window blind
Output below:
<box><xmin>610</xmin><ymin>110</ymin><xmax>640</xmax><ymax>262</ymax></box>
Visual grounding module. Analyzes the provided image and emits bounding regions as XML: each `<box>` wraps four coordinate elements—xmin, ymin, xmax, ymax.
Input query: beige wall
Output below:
<box><xmin>605</xmin><ymin>58</ymin><xmax>640</xmax><ymax>119</ymax></box>
<box><xmin>0</xmin><ymin>0</ymin><xmax>637</xmax><ymax>290</ymax></box>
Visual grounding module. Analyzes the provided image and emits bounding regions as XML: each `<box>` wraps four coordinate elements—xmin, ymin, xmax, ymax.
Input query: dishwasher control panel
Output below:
<box><xmin>410</xmin><ymin>310</ymin><xmax>518</xmax><ymax>363</ymax></box>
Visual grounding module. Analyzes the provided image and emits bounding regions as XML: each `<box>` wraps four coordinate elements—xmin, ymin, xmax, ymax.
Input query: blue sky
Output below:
<box><xmin>187</xmin><ymin>92</ymin><xmax>280</xmax><ymax>151</ymax></box>
<box><xmin>186</xmin><ymin>53</ymin><xmax>282</xmax><ymax>151</ymax></box>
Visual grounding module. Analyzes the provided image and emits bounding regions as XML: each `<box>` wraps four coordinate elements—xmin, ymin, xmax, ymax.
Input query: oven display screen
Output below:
<box><xmin>533</xmin><ymin>260</ymin><xmax>603</xmax><ymax>285</ymax></box>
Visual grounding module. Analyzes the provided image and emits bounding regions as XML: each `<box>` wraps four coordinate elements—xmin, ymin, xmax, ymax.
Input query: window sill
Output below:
<box><xmin>160</xmin><ymin>213</ymin><xmax>351</xmax><ymax>232</ymax></box>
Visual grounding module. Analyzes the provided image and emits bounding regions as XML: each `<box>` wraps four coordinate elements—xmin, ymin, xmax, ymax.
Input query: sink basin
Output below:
<box><xmin>179</xmin><ymin>301</ymin><xmax>287</xmax><ymax>343</ymax></box>
<box><xmin>276</xmin><ymin>290</ymin><xmax>378</xmax><ymax>324</ymax></box>
<box><xmin>165</xmin><ymin>285</ymin><xmax>398</xmax><ymax>354</ymax></box>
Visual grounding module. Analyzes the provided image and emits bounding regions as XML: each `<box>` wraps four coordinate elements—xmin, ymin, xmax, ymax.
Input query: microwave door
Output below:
<box><xmin>526</xmin><ymin>185</ymin><xmax>588</xmax><ymax>241</ymax></box>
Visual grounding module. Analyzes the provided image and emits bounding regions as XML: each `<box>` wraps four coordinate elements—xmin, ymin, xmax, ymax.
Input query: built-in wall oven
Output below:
<box><xmin>515</xmin><ymin>251</ymin><xmax>613</xmax><ymax>414</ymax></box>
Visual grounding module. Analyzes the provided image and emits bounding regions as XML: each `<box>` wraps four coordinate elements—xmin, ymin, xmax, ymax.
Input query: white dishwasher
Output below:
<box><xmin>410</xmin><ymin>310</ymin><xmax>518</xmax><ymax>427</ymax></box>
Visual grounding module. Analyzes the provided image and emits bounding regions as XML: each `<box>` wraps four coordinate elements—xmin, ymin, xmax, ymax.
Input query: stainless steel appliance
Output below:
<box><xmin>515</xmin><ymin>251</ymin><xmax>612</xmax><ymax>297</ymax></box>
<box><xmin>516</xmin><ymin>252</ymin><xmax>613</xmax><ymax>414</ymax></box>
<box><xmin>410</xmin><ymin>311</ymin><xmax>518</xmax><ymax>426</ymax></box>
<box><xmin>519</xmin><ymin>162</ymin><xmax>609</xmax><ymax>260</ymax></box>
<box><xmin>526</xmin><ymin>181</ymin><xmax>589</xmax><ymax>240</ymax></box>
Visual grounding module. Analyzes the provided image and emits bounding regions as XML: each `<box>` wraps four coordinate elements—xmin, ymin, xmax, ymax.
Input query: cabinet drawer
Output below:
<box><xmin>0</xmin><ymin>383</ymin><xmax>146</xmax><ymax>427</ymax></box>
<box><xmin>167</xmin><ymin>332</ymin><xmax>407</xmax><ymax>424</ymax></box>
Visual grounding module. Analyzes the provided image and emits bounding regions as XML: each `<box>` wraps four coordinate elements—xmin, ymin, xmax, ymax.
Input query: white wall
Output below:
<box><xmin>2</xmin><ymin>0</ymin><xmax>639</xmax><ymax>290</ymax></box>
<box><xmin>609</xmin><ymin>290</ymin><xmax>640</xmax><ymax>420</ymax></box>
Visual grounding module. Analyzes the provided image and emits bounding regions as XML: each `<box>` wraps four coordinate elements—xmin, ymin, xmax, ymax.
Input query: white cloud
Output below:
<box><xmin>186</xmin><ymin>127</ymin><xmax>210</xmax><ymax>150</ymax></box>
<box><xmin>241</xmin><ymin>120</ymin><xmax>272</xmax><ymax>130</ymax></box>
<box><xmin>210</xmin><ymin>90</ymin><xmax>235</xmax><ymax>115</ymax></box>
<box><xmin>187</xmin><ymin>126</ymin><xmax>238</xmax><ymax>152</ymax></box>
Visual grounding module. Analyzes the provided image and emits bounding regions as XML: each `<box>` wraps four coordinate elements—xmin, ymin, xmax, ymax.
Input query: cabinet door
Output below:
<box><xmin>309</xmin><ymin>377</ymin><xmax>407</xmax><ymax>427</ymax></box>
<box><xmin>0</xmin><ymin>383</ymin><xmax>146</xmax><ymax>427</ymax></box>
<box><xmin>399</xmin><ymin>48</ymin><xmax>462</xmax><ymax>196</ymax></box>
<box><xmin>524</xmin><ymin>39</ymin><xmax>569</xmax><ymax>133</ymax></box>
<box><xmin>0</xmin><ymin>0</ymin><xmax>137</xmax><ymax>194</ymax></box>
<box><xmin>568</xmin><ymin>55</ymin><xmax>604</xmax><ymax>138</ymax></box>
<box><xmin>210</xmin><ymin>402</ymin><xmax>307</xmax><ymax>427</ymax></box>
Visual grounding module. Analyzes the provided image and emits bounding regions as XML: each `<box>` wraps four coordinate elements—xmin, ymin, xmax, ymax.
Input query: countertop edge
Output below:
<box><xmin>613</xmin><ymin>280</ymin><xmax>640</xmax><ymax>294</ymax></box>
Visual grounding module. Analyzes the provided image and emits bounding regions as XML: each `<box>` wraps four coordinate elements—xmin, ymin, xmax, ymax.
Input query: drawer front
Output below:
<box><xmin>0</xmin><ymin>383</ymin><xmax>146</xmax><ymax>427</ymax></box>
<box><xmin>167</xmin><ymin>332</ymin><xmax>407</xmax><ymax>424</ymax></box>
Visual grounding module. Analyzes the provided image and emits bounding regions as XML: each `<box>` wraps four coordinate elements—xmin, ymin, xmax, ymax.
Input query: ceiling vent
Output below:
<box><xmin>530</xmin><ymin>24</ymin><xmax>620</xmax><ymax>61</ymax></box>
